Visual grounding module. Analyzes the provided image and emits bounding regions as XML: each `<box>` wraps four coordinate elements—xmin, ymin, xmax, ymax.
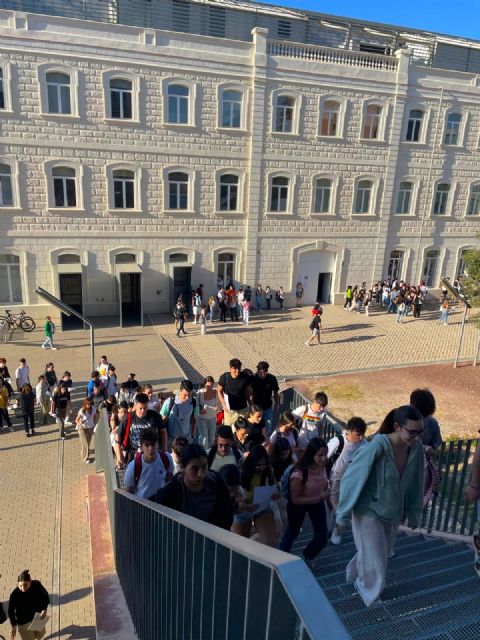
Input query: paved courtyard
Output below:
<box><xmin>1</xmin><ymin>301</ymin><xmax>478</xmax><ymax>639</ymax></box>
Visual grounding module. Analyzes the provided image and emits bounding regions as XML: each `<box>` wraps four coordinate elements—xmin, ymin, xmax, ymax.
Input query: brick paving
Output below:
<box><xmin>1</xmin><ymin>302</ymin><xmax>478</xmax><ymax>639</ymax></box>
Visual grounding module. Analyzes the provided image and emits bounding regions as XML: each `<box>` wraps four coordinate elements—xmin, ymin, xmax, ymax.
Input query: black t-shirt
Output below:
<box><xmin>218</xmin><ymin>372</ymin><xmax>252</xmax><ymax>410</ymax></box>
<box><xmin>52</xmin><ymin>392</ymin><xmax>70</xmax><ymax>413</ymax></box>
<box><xmin>117</xmin><ymin>409</ymin><xmax>165</xmax><ymax>450</ymax></box>
<box><xmin>8</xmin><ymin>580</ymin><xmax>50</xmax><ymax>626</ymax></box>
<box><xmin>251</xmin><ymin>373</ymin><xmax>279</xmax><ymax>410</ymax></box>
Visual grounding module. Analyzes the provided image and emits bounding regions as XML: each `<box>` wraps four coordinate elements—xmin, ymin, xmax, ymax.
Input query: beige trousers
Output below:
<box><xmin>78</xmin><ymin>425</ymin><xmax>94</xmax><ymax>462</ymax></box>
<box><xmin>17</xmin><ymin>623</ymin><xmax>46</xmax><ymax>640</ymax></box>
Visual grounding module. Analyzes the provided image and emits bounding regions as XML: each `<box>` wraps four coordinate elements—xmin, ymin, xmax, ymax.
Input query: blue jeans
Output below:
<box><xmin>440</xmin><ymin>309</ymin><xmax>448</xmax><ymax>324</ymax></box>
<box><xmin>396</xmin><ymin>309</ymin><xmax>404</xmax><ymax>322</ymax></box>
<box><xmin>255</xmin><ymin>295</ymin><xmax>262</xmax><ymax>311</ymax></box>
<box><xmin>280</xmin><ymin>500</ymin><xmax>328</xmax><ymax>560</ymax></box>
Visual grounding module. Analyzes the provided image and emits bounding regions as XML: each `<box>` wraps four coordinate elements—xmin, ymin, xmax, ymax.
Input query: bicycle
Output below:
<box><xmin>0</xmin><ymin>309</ymin><xmax>36</xmax><ymax>332</ymax></box>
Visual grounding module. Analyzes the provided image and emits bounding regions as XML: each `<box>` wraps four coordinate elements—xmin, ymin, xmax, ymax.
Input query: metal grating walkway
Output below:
<box><xmin>292</xmin><ymin>528</ymin><xmax>480</xmax><ymax>640</ymax></box>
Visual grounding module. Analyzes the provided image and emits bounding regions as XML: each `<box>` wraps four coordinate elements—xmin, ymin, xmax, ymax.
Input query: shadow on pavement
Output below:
<box><xmin>45</xmin><ymin>624</ymin><xmax>96</xmax><ymax>639</ymax></box>
<box><xmin>329</xmin><ymin>334</ymin><xmax>385</xmax><ymax>344</ymax></box>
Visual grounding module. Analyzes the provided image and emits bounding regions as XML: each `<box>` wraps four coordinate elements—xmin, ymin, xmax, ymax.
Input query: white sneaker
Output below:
<box><xmin>305</xmin><ymin>341</ymin><xmax>310</xmax><ymax>346</ymax></box>
<box><xmin>330</xmin><ymin>532</ymin><xmax>342</xmax><ymax>545</ymax></box>
<box><xmin>41</xmin><ymin>345</ymin><xmax>46</xmax><ymax>349</ymax></box>
<box><xmin>52</xmin><ymin>347</ymin><xmax>58</xmax><ymax>350</ymax></box>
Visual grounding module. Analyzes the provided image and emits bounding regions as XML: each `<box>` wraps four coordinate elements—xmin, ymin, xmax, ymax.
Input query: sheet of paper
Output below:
<box><xmin>252</xmin><ymin>485</ymin><xmax>277</xmax><ymax>511</ymax></box>
<box><xmin>27</xmin><ymin>612</ymin><xmax>50</xmax><ymax>632</ymax></box>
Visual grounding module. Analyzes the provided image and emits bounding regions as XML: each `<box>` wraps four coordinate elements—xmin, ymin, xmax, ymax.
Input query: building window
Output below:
<box><xmin>362</xmin><ymin>104</ymin><xmax>382</xmax><ymax>139</ymax></box>
<box><xmin>169</xmin><ymin>253</ymin><xmax>188</xmax><ymax>263</ymax></box>
<box><xmin>167</xmin><ymin>84</ymin><xmax>189</xmax><ymax>124</ymax></box>
<box><xmin>219</xmin><ymin>174</ymin><xmax>239</xmax><ymax>211</ymax></box>
<box><xmin>0</xmin><ymin>68</ymin><xmax>4</xmax><ymax>110</ymax></box>
<box><xmin>270</xmin><ymin>176</ymin><xmax>289</xmax><ymax>212</ymax></box>
<box><xmin>278</xmin><ymin>20</ymin><xmax>291</xmax><ymax>38</ymax></box>
<box><xmin>168</xmin><ymin>171</ymin><xmax>189</xmax><ymax>210</ymax></box>
<box><xmin>113</xmin><ymin>169</ymin><xmax>135</xmax><ymax>209</ymax></box>
<box><xmin>274</xmin><ymin>95</ymin><xmax>295</xmax><ymax>133</ymax></box>
<box><xmin>313</xmin><ymin>178</ymin><xmax>332</xmax><ymax>213</ymax></box>
<box><xmin>209</xmin><ymin>6</ymin><xmax>226</xmax><ymax>37</ymax></box>
<box><xmin>46</xmin><ymin>72</ymin><xmax>71</xmax><ymax>114</ymax></box>
<box><xmin>217</xmin><ymin>252</ymin><xmax>235</xmax><ymax>285</ymax></box>
<box><xmin>422</xmin><ymin>250</ymin><xmax>439</xmax><ymax>287</ymax></box>
<box><xmin>0</xmin><ymin>163</ymin><xmax>13</xmax><ymax>207</ymax></box>
<box><xmin>58</xmin><ymin>253</ymin><xmax>81</xmax><ymax>264</ymax></box>
<box><xmin>406</xmin><ymin>109</ymin><xmax>423</xmax><ymax>142</ymax></box>
<box><xmin>221</xmin><ymin>89</ymin><xmax>242</xmax><ymax>128</ymax></box>
<box><xmin>52</xmin><ymin>167</ymin><xmax>76</xmax><ymax>207</ymax></box>
<box><xmin>396</xmin><ymin>181</ymin><xmax>413</xmax><ymax>214</ymax></box>
<box><xmin>115</xmin><ymin>253</ymin><xmax>136</xmax><ymax>263</ymax></box>
<box><xmin>456</xmin><ymin>249</ymin><xmax>470</xmax><ymax>278</ymax></box>
<box><xmin>388</xmin><ymin>250</ymin><xmax>404</xmax><ymax>281</ymax></box>
<box><xmin>320</xmin><ymin>100</ymin><xmax>340</xmax><ymax>136</ymax></box>
<box><xmin>355</xmin><ymin>179</ymin><xmax>373</xmax><ymax>213</ymax></box>
<box><xmin>467</xmin><ymin>184</ymin><xmax>480</xmax><ymax>216</ymax></box>
<box><xmin>110</xmin><ymin>78</ymin><xmax>132</xmax><ymax>119</ymax></box>
<box><xmin>0</xmin><ymin>254</ymin><xmax>22</xmax><ymax>304</ymax></box>
<box><xmin>433</xmin><ymin>183</ymin><xmax>450</xmax><ymax>215</ymax></box>
<box><xmin>444</xmin><ymin>113</ymin><xmax>461</xmax><ymax>145</ymax></box>
<box><xmin>172</xmin><ymin>0</ymin><xmax>190</xmax><ymax>32</ymax></box>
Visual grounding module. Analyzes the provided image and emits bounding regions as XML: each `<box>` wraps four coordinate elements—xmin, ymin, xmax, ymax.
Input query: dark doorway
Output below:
<box><xmin>120</xmin><ymin>273</ymin><xmax>142</xmax><ymax>326</ymax></box>
<box><xmin>59</xmin><ymin>273</ymin><xmax>83</xmax><ymax>330</ymax></box>
<box><xmin>317</xmin><ymin>272</ymin><xmax>332</xmax><ymax>304</ymax></box>
<box><xmin>173</xmin><ymin>266</ymin><xmax>192</xmax><ymax>312</ymax></box>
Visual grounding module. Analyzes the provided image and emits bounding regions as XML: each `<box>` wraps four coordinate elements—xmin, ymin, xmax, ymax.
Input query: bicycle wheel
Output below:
<box><xmin>20</xmin><ymin>316</ymin><xmax>36</xmax><ymax>332</ymax></box>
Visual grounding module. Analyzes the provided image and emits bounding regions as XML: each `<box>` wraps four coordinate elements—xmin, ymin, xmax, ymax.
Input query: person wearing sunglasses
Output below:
<box><xmin>335</xmin><ymin>404</ymin><xmax>424</xmax><ymax>609</ymax></box>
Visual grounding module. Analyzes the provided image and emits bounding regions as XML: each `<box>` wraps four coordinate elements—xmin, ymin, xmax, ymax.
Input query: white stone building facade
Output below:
<box><xmin>0</xmin><ymin>8</ymin><xmax>479</xmax><ymax>324</ymax></box>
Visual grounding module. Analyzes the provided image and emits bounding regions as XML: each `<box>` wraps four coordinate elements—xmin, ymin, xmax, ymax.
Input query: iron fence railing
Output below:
<box><xmin>95</xmin><ymin>409</ymin><xmax>351</xmax><ymax>640</ymax></box>
<box><xmin>282</xmin><ymin>387</ymin><xmax>478</xmax><ymax>537</ymax></box>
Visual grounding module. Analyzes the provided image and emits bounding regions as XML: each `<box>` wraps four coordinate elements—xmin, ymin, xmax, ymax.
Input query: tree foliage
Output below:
<box><xmin>462</xmin><ymin>239</ymin><xmax>480</xmax><ymax>325</ymax></box>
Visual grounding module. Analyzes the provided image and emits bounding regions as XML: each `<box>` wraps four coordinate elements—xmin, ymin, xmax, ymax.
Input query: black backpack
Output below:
<box><xmin>326</xmin><ymin>433</ymin><xmax>344</xmax><ymax>477</ymax></box>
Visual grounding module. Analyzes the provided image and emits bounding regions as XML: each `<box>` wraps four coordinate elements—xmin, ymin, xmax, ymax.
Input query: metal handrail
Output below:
<box><xmin>95</xmin><ymin>409</ymin><xmax>351</xmax><ymax>640</ymax></box>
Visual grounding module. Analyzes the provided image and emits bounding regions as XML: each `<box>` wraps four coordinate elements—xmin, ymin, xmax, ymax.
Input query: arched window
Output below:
<box><xmin>362</xmin><ymin>104</ymin><xmax>382</xmax><ymax>139</ymax></box>
<box><xmin>167</xmin><ymin>84</ymin><xmax>189</xmax><ymax>124</ymax></box>
<box><xmin>396</xmin><ymin>181</ymin><xmax>414</xmax><ymax>214</ymax></box>
<box><xmin>270</xmin><ymin>176</ymin><xmax>289</xmax><ymax>212</ymax></box>
<box><xmin>113</xmin><ymin>169</ymin><xmax>135</xmax><ymax>209</ymax></box>
<box><xmin>313</xmin><ymin>178</ymin><xmax>332</xmax><ymax>213</ymax></box>
<box><xmin>467</xmin><ymin>184</ymin><xmax>480</xmax><ymax>216</ymax></box>
<box><xmin>217</xmin><ymin>252</ymin><xmax>235</xmax><ymax>285</ymax></box>
<box><xmin>0</xmin><ymin>163</ymin><xmax>13</xmax><ymax>207</ymax></box>
<box><xmin>58</xmin><ymin>254</ymin><xmax>81</xmax><ymax>264</ymax></box>
<box><xmin>355</xmin><ymin>179</ymin><xmax>373</xmax><ymax>213</ymax></box>
<box><xmin>456</xmin><ymin>249</ymin><xmax>472</xmax><ymax>278</ymax></box>
<box><xmin>221</xmin><ymin>89</ymin><xmax>242</xmax><ymax>128</ymax></box>
<box><xmin>168</xmin><ymin>171</ymin><xmax>189</xmax><ymax>210</ymax></box>
<box><xmin>0</xmin><ymin>254</ymin><xmax>22</xmax><ymax>304</ymax></box>
<box><xmin>219</xmin><ymin>174</ymin><xmax>239</xmax><ymax>211</ymax></box>
<box><xmin>406</xmin><ymin>109</ymin><xmax>423</xmax><ymax>142</ymax></box>
<box><xmin>274</xmin><ymin>95</ymin><xmax>295</xmax><ymax>133</ymax></box>
<box><xmin>52</xmin><ymin>166</ymin><xmax>76</xmax><ymax>207</ymax></box>
<box><xmin>320</xmin><ymin>100</ymin><xmax>340</xmax><ymax>136</ymax></box>
<box><xmin>46</xmin><ymin>71</ymin><xmax>71</xmax><ymax>114</ymax></box>
<box><xmin>115</xmin><ymin>253</ymin><xmax>136</xmax><ymax>264</ymax></box>
<box><xmin>110</xmin><ymin>78</ymin><xmax>133</xmax><ymax>119</ymax></box>
<box><xmin>433</xmin><ymin>183</ymin><xmax>450</xmax><ymax>215</ymax></box>
<box><xmin>444</xmin><ymin>113</ymin><xmax>461</xmax><ymax>145</ymax></box>
<box><xmin>169</xmin><ymin>253</ymin><xmax>189</xmax><ymax>263</ymax></box>
<box><xmin>388</xmin><ymin>250</ymin><xmax>404</xmax><ymax>280</ymax></box>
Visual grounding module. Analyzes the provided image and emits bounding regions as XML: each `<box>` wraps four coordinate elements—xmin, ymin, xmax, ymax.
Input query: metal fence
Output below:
<box><xmin>95</xmin><ymin>409</ymin><xmax>351</xmax><ymax>640</ymax></box>
<box><xmin>281</xmin><ymin>386</ymin><xmax>478</xmax><ymax>537</ymax></box>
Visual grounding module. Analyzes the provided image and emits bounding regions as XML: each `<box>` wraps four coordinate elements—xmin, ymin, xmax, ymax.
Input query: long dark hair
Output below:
<box><xmin>240</xmin><ymin>445</ymin><xmax>272</xmax><ymax>490</ymax></box>
<box><xmin>295</xmin><ymin>437</ymin><xmax>327</xmax><ymax>484</ymax></box>
<box><xmin>270</xmin><ymin>436</ymin><xmax>293</xmax><ymax>481</ymax></box>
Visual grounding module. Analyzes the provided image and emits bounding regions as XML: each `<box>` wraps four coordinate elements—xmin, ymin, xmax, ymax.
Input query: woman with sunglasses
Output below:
<box><xmin>335</xmin><ymin>405</ymin><xmax>424</xmax><ymax>608</ymax></box>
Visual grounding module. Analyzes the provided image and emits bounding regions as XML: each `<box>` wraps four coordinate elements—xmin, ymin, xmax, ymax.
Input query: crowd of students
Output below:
<box><xmin>2</xmin><ymin>346</ymin><xmax>479</xmax><ymax>627</ymax></box>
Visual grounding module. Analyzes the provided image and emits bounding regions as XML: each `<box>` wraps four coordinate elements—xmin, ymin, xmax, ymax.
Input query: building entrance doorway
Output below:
<box><xmin>296</xmin><ymin>251</ymin><xmax>336</xmax><ymax>305</ymax></box>
<box><xmin>59</xmin><ymin>273</ymin><xmax>83</xmax><ymax>330</ymax></box>
<box><xmin>119</xmin><ymin>272</ymin><xmax>142</xmax><ymax>326</ymax></box>
<box><xmin>173</xmin><ymin>266</ymin><xmax>192</xmax><ymax>311</ymax></box>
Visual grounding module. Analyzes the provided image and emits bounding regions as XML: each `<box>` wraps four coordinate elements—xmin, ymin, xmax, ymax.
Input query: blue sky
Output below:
<box><xmin>261</xmin><ymin>0</ymin><xmax>480</xmax><ymax>41</ymax></box>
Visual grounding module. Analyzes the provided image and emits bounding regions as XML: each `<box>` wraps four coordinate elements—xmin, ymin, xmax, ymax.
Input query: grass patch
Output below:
<box><xmin>320</xmin><ymin>382</ymin><xmax>363</xmax><ymax>401</ymax></box>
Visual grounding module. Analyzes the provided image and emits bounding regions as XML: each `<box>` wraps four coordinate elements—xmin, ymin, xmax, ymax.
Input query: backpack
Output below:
<box><xmin>134</xmin><ymin>450</ymin><xmax>171</xmax><ymax>485</ymax></box>
<box><xmin>194</xmin><ymin>294</ymin><xmax>202</xmax><ymax>307</ymax></box>
<box><xmin>326</xmin><ymin>433</ymin><xmax>345</xmax><ymax>477</ymax></box>
<box><xmin>275</xmin><ymin>290</ymin><xmax>281</xmax><ymax>301</ymax></box>
<box><xmin>122</xmin><ymin>411</ymin><xmax>134</xmax><ymax>449</ymax></box>
<box><xmin>280</xmin><ymin>464</ymin><xmax>307</xmax><ymax>500</ymax></box>
<box><xmin>165</xmin><ymin>395</ymin><xmax>197</xmax><ymax>428</ymax></box>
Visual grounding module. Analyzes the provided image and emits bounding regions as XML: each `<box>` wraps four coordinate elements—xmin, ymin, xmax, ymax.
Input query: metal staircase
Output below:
<box><xmin>292</xmin><ymin>528</ymin><xmax>480</xmax><ymax>640</ymax></box>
